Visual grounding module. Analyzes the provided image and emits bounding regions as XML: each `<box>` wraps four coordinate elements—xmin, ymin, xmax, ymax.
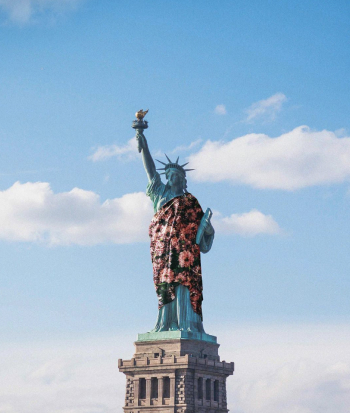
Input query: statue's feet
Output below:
<box><xmin>149</xmin><ymin>326</ymin><xmax>166</xmax><ymax>333</ymax></box>
<box><xmin>169</xmin><ymin>322</ymin><xmax>179</xmax><ymax>331</ymax></box>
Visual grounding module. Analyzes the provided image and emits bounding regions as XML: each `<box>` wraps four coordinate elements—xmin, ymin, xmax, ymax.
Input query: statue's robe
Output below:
<box><xmin>146</xmin><ymin>172</ymin><xmax>208</xmax><ymax>332</ymax></box>
<box><xmin>149</xmin><ymin>193</ymin><xmax>204</xmax><ymax>318</ymax></box>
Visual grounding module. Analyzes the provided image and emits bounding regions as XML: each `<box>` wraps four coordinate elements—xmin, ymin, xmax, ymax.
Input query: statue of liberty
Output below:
<box><xmin>133</xmin><ymin>110</ymin><xmax>215</xmax><ymax>334</ymax></box>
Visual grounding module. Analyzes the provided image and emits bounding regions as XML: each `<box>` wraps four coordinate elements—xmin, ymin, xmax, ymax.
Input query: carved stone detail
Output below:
<box><xmin>125</xmin><ymin>376</ymin><xmax>134</xmax><ymax>407</ymax></box>
<box><xmin>119</xmin><ymin>338</ymin><xmax>234</xmax><ymax>412</ymax></box>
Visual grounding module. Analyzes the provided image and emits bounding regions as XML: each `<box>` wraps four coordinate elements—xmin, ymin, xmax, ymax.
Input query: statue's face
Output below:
<box><xmin>167</xmin><ymin>169</ymin><xmax>184</xmax><ymax>189</ymax></box>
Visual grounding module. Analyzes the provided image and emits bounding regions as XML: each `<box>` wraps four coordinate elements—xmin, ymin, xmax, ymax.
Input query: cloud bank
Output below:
<box><xmin>189</xmin><ymin>126</ymin><xmax>350</xmax><ymax>190</ymax></box>
<box><xmin>219</xmin><ymin>324</ymin><xmax>350</xmax><ymax>413</ymax></box>
<box><xmin>1</xmin><ymin>324</ymin><xmax>349</xmax><ymax>413</ymax></box>
<box><xmin>0</xmin><ymin>0</ymin><xmax>82</xmax><ymax>23</ymax></box>
<box><xmin>0</xmin><ymin>182</ymin><xmax>279</xmax><ymax>245</ymax></box>
<box><xmin>244</xmin><ymin>92</ymin><xmax>287</xmax><ymax>122</ymax></box>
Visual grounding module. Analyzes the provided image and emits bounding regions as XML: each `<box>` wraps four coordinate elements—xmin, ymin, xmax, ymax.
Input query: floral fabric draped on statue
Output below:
<box><xmin>149</xmin><ymin>193</ymin><xmax>204</xmax><ymax>318</ymax></box>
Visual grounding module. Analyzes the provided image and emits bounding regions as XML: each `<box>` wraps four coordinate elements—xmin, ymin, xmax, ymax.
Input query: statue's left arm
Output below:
<box><xmin>196</xmin><ymin>209</ymin><xmax>215</xmax><ymax>254</ymax></box>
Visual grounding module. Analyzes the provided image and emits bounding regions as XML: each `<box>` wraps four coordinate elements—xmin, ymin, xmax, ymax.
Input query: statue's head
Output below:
<box><xmin>166</xmin><ymin>168</ymin><xmax>187</xmax><ymax>193</ymax></box>
<box><xmin>156</xmin><ymin>155</ymin><xmax>194</xmax><ymax>193</ymax></box>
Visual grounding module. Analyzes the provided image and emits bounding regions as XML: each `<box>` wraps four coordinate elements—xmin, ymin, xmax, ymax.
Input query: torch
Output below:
<box><xmin>132</xmin><ymin>109</ymin><xmax>149</xmax><ymax>153</ymax></box>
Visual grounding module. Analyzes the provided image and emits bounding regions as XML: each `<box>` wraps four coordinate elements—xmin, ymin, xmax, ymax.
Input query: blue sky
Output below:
<box><xmin>0</xmin><ymin>1</ymin><xmax>350</xmax><ymax>412</ymax></box>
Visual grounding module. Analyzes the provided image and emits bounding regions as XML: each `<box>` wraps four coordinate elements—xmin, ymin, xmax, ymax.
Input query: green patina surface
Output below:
<box><xmin>137</xmin><ymin>330</ymin><xmax>217</xmax><ymax>343</ymax></box>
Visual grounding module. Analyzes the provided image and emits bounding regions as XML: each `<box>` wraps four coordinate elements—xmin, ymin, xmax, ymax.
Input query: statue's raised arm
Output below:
<box><xmin>133</xmin><ymin>109</ymin><xmax>156</xmax><ymax>182</ymax></box>
<box><xmin>136</xmin><ymin>129</ymin><xmax>156</xmax><ymax>182</ymax></box>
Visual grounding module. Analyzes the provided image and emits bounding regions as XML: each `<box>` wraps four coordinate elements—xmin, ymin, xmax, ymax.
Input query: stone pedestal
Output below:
<box><xmin>118</xmin><ymin>333</ymin><xmax>234</xmax><ymax>413</ymax></box>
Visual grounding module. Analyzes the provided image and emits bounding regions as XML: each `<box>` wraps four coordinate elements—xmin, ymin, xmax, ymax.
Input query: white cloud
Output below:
<box><xmin>29</xmin><ymin>359</ymin><xmax>73</xmax><ymax>384</ymax></box>
<box><xmin>0</xmin><ymin>181</ymin><xmax>153</xmax><ymax>245</ymax></box>
<box><xmin>0</xmin><ymin>0</ymin><xmax>82</xmax><ymax>23</ymax></box>
<box><xmin>244</xmin><ymin>93</ymin><xmax>287</xmax><ymax>122</ymax></box>
<box><xmin>90</xmin><ymin>139</ymin><xmax>201</xmax><ymax>163</ymax></box>
<box><xmin>89</xmin><ymin>138</ymin><xmax>138</xmax><ymax>162</ymax></box>
<box><xmin>0</xmin><ymin>181</ymin><xmax>278</xmax><ymax>245</ymax></box>
<box><xmin>214</xmin><ymin>209</ymin><xmax>281</xmax><ymax>236</ymax></box>
<box><xmin>189</xmin><ymin>125</ymin><xmax>350</xmax><ymax>190</ymax></box>
<box><xmin>214</xmin><ymin>104</ymin><xmax>227</xmax><ymax>115</ymax></box>
<box><xmin>0</xmin><ymin>324</ymin><xmax>349</xmax><ymax>413</ymax></box>
<box><xmin>218</xmin><ymin>324</ymin><xmax>350</xmax><ymax>413</ymax></box>
<box><xmin>0</xmin><ymin>336</ymin><xmax>127</xmax><ymax>413</ymax></box>
<box><xmin>169</xmin><ymin>139</ymin><xmax>202</xmax><ymax>154</ymax></box>
<box><xmin>231</xmin><ymin>359</ymin><xmax>350</xmax><ymax>413</ymax></box>
<box><xmin>152</xmin><ymin>140</ymin><xmax>203</xmax><ymax>161</ymax></box>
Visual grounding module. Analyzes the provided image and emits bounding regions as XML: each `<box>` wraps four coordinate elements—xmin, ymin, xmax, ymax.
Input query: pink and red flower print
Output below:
<box><xmin>178</xmin><ymin>250</ymin><xmax>195</xmax><ymax>267</ymax></box>
<box><xmin>149</xmin><ymin>193</ymin><xmax>204</xmax><ymax>318</ymax></box>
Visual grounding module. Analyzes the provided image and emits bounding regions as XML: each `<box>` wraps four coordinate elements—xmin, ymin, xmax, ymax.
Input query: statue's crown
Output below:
<box><xmin>156</xmin><ymin>155</ymin><xmax>194</xmax><ymax>176</ymax></box>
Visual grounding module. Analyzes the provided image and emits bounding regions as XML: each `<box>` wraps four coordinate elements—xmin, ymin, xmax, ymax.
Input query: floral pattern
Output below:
<box><xmin>149</xmin><ymin>193</ymin><xmax>204</xmax><ymax>318</ymax></box>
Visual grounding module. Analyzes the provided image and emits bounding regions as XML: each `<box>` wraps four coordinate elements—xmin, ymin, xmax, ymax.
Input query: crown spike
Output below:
<box><xmin>156</xmin><ymin>159</ymin><xmax>167</xmax><ymax>165</ymax></box>
<box><xmin>160</xmin><ymin>172</ymin><xmax>167</xmax><ymax>175</ymax></box>
<box><xmin>175</xmin><ymin>156</ymin><xmax>179</xmax><ymax>164</ymax></box>
<box><xmin>180</xmin><ymin>162</ymin><xmax>189</xmax><ymax>167</ymax></box>
<box><xmin>156</xmin><ymin>168</ymin><xmax>166</xmax><ymax>171</ymax></box>
<box><xmin>184</xmin><ymin>169</ymin><xmax>195</xmax><ymax>172</ymax></box>
<box><xmin>165</xmin><ymin>154</ymin><xmax>172</xmax><ymax>163</ymax></box>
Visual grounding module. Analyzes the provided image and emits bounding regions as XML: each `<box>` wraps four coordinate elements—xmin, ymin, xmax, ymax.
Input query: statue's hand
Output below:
<box><xmin>136</xmin><ymin>131</ymin><xmax>146</xmax><ymax>153</ymax></box>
